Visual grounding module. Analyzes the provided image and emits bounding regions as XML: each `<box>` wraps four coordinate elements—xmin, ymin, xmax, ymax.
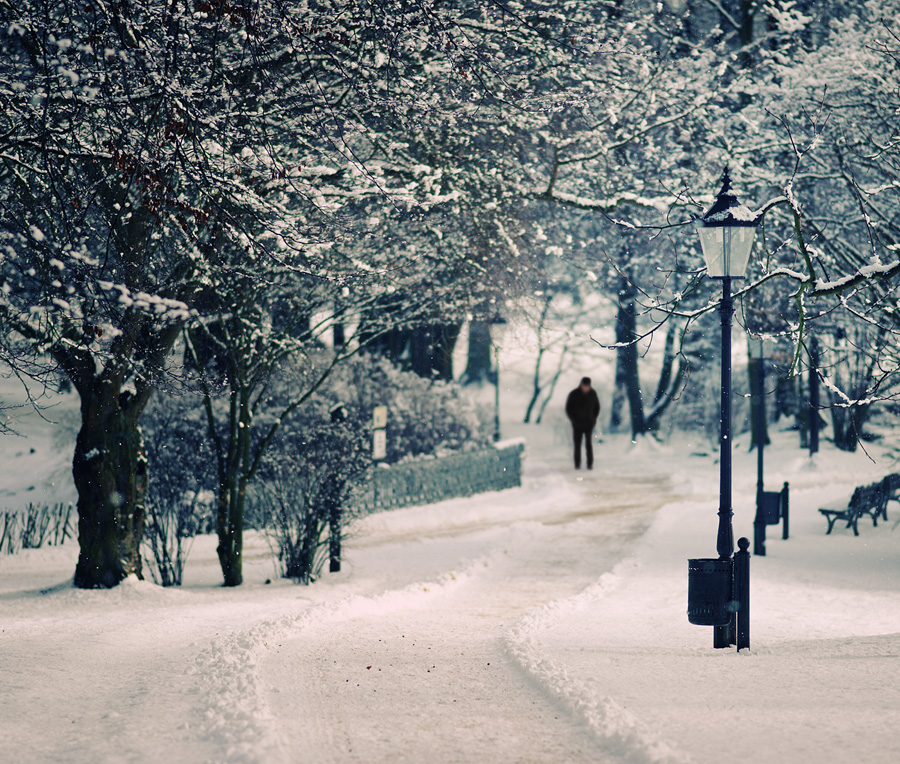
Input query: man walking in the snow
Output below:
<box><xmin>565</xmin><ymin>377</ymin><xmax>601</xmax><ymax>470</ymax></box>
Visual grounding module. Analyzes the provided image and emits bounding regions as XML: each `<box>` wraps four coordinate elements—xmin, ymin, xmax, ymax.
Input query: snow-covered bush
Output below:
<box><xmin>0</xmin><ymin>503</ymin><xmax>74</xmax><ymax>554</ymax></box>
<box><xmin>140</xmin><ymin>395</ymin><xmax>215</xmax><ymax>586</ymax></box>
<box><xmin>252</xmin><ymin>353</ymin><xmax>490</xmax><ymax>583</ymax></box>
<box><xmin>254</xmin><ymin>398</ymin><xmax>371</xmax><ymax>584</ymax></box>
<box><xmin>141</xmin><ymin>353</ymin><xmax>489</xmax><ymax>584</ymax></box>
<box><xmin>333</xmin><ymin>353</ymin><xmax>492</xmax><ymax>463</ymax></box>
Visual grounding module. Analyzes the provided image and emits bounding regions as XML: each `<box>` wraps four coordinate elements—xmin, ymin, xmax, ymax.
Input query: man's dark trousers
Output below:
<box><xmin>573</xmin><ymin>426</ymin><xmax>593</xmax><ymax>469</ymax></box>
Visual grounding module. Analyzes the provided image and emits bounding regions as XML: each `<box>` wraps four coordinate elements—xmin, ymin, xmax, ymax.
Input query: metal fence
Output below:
<box><xmin>362</xmin><ymin>442</ymin><xmax>525</xmax><ymax>513</ymax></box>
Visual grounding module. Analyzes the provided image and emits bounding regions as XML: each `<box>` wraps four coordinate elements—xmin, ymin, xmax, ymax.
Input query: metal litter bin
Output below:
<box><xmin>762</xmin><ymin>491</ymin><xmax>782</xmax><ymax>525</ymax></box>
<box><xmin>687</xmin><ymin>557</ymin><xmax>733</xmax><ymax>626</ymax></box>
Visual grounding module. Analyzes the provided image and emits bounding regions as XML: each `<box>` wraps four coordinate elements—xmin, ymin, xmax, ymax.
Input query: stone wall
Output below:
<box><xmin>362</xmin><ymin>442</ymin><xmax>525</xmax><ymax>513</ymax></box>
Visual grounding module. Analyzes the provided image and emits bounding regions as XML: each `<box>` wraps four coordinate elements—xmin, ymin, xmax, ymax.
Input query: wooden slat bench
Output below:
<box><xmin>818</xmin><ymin>482</ymin><xmax>887</xmax><ymax>536</ymax></box>
<box><xmin>882</xmin><ymin>473</ymin><xmax>900</xmax><ymax>511</ymax></box>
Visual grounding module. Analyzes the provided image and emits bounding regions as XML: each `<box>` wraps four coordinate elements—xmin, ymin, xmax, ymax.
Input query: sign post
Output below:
<box><xmin>373</xmin><ymin>405</ymin><xmax>387</xmax><ymax>461</ymax></box>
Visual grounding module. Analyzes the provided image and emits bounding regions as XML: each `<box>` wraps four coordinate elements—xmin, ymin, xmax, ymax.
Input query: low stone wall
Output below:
<box><xmin>362</xmin><ymin>441</ymin><xmax>525</xmax><ymax>513</ymax></box>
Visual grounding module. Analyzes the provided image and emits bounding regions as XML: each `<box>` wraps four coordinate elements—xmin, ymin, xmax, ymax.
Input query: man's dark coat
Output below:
<box><xmin>565</xmin><ymin>386</ymin><xmax>601</xmax><ymax>430</ymax></box>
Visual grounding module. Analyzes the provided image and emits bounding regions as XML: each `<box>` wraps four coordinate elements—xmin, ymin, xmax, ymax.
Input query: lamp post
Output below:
<box><xmin>691</xmin><ymin>167</ymin><xmax>759</xmax><ymax>650</ymax></box>
<box><xmin>751</xmin><ymin>337</ymin><xmax>768</xmax><ymax>557</ymax></box>
<box><xmin>489</xmin><ymin>315</ymin><xmax>508</xmax><ymax>442</ymax></box>
<box><xmin>750</xmin><ymin>336</ymin><xmax>791</xmax><ymax>557</ymax></box>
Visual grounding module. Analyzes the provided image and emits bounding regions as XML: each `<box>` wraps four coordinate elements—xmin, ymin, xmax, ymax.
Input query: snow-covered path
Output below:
<box><xmin>6</xmin><ymin>414</ymin><xmax>900</xmax><ymax>764</ymax></box>
<box><xmin>2</xmin><ymin>419</ymin><xmax>679</xmax><ymax>764</ymax></box>
<box><xmin>260</xmin><ymin>468</ymin><xmax>672</xmax><ymax>764</ymax></box>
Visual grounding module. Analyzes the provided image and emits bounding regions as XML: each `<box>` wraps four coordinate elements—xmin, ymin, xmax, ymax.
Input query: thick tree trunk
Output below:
<box><xmin>623</xmin><ymin>343</ymin><xmax>645</xmax><ymax>438</ymax></box>
<box><xmin>72</xmin><ymin>384</ymin><xmax>148</xmax><ymax>588</ymax></box>
<box><xmin>462</xmin><ymin>321</ymin><xmax>492</xmax><ymax>384</ymax></box>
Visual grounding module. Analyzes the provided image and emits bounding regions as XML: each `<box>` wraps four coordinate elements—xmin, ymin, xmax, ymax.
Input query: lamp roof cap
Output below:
<box><xmin>700</xmin><ymin>167</ymin><xmax>757</xmax><ymax>227</ymax></box>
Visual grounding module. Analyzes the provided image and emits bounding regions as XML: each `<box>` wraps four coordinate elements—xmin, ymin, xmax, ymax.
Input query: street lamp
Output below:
<box><xmin>489</xmin><ymin>315</ymin><xmax>508</xmax><ymax>442</ymax></box>
<box><xmin>750</xmin><ymin>336</ymin><xmax>769</xmax><ymax>557</ymax></box>
<box><xmin>687</xmin><ymin>167</ymin><xmax>759</xmax><ymax>651</ymax></box>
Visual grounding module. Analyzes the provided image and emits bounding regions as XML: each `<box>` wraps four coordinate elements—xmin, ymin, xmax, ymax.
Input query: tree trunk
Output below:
<box><xmin>623</xmin><ymin>341</ymin><xmax>646</xmax><ymax>438</ymax></box>
<box><xmin>462</xmin><ymin>321</ymin><xmax>492</xmax><ymax>384</ymax></box>
<box><xmin>610</xmin><ymin>280</ymin><xmax>689</xmax><ymax>438</ymax></box>
<box><xmin>215</xmin><ymin>391</ymin><xmax>251</xmax><ymax>587</ymax></box>
<box><xmin>611</xmin><ymin>280</ymin><xmax>645</xmax><ymax>438</ymax></box>
<box><xmin>524</xmin><ymin>343</ymin><xmax>547</xmax><ymax>424</ymax></box>
<box><xmin>748</xmin><ymin>357</ymin><xmax>770</xmax><ymax>449</ymax></box>
<box><xmin>533</xmin><ymin>344</ymin><xmax>568</xmax><ymax>425</ymax></box>
<box><xmin>608</xmin><ymin>362</ymin><xmax>627</xmax><ymax>432</ymax></box>
<box><xmin>524</xmin><ymin>299</ymin><xmax>556</xmax><ymax>424</ymax></box>
<box><xmin>809</xmin><ymin>337</ymin><xmax>820</xmax><ymax>455</ymax></box>
<box><xmin>831</xmin><ymin>402</ymin><xmax>870</xmax><ymax>452</ymax></box>
<box><xmin>72</xmin><ymin>383</ymin><xmax>148</xmax><ymax>588</ymax></box>
<box><xmin>644</xmin><ymin>320</ymin><xmax>687</xmax><ymax>433</ymax></box>
<box><xmin>216</xmin><ymin>475</ymin><xmax>246</xmax><ymax>587</ymax></box>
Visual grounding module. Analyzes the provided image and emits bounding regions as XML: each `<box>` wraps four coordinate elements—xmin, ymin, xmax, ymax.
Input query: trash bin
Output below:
<box><xmin>687</xmin><ymin>557</ymin><xmax>734</xmax><ymax>626</ymax></box>
<box><xmin>762</xmin><ymin>491</ymin><xmax>782</xmax><ymax>525</ymax></box>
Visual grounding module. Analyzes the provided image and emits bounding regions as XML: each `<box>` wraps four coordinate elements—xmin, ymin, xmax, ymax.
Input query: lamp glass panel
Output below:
<box><xmin>698</xmin><ymin>226</ymin><xmax>756</xmax><ymax>278</ymax></box>
<box><xmin>726</xmin><ymin>227</ymin><xmax>756</xmax><ymax>278</ymax></box>
<box><xmin>698</xmin><ymin>227</ymin><xmax>725</xmax><ymax>277</ymax></box>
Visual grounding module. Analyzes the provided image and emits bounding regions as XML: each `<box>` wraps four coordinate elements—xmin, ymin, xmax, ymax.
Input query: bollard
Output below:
<box><xmin>734</xmin><ymin>537</ymin><xmax>750</xmax><ymax>650</ymax></box>
<box><xmin>781</xmin><ymin>482</ymin><xmax>790</xmax><ymax>540</ymax></box>
<box><xmin>753</xmin><ymin>513</ymin><xmax>766</xmax><ymax>557</ymax></box>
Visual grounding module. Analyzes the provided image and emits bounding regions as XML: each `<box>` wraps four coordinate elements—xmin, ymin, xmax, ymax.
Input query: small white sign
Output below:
<box><xmin>372</xmin><ymin>405</ymin><xmax>387</xmax><ymax>429</ymax></box>
<box><xmin>373</xmin><ymin>429</ymin><xmax>387</xmax><ymax>460</ymax></box>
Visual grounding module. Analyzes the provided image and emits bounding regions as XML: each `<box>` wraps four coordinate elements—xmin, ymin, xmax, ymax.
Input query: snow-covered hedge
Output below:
<box><xmin>361</xmin><ymin>441</ymin><xmax>525</xmax><ymax>513</ymax></box>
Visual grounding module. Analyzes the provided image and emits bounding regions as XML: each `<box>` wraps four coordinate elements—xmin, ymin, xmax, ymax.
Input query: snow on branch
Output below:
<box><xmin>810</xmin><ymin>260</ymin><xmax>900</xmax><ymax>297</ymax></box>
<box><xmin>539</xmin><ymin>189</ymin><xmax>675</xmax><ymax>215</ymax></box>
<box><xmin>97</xmin><ymin>282</ymin><xmax>194</xmax><ymax>321</ymax></box>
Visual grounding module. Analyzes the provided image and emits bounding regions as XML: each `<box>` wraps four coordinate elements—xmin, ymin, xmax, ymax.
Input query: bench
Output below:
<box><xmin>819</xmin><ymin>482</ymin><xmax>888</xmax><ymax>535</ymax></box>
<box><xmin>882</xmin><ymin>473</ymin><xmax>900</xmax><ymax>510</ymax></box>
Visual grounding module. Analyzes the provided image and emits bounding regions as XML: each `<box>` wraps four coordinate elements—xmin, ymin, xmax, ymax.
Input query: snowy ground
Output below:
<box><xmin>2</xmin><ymin>383</ymin><xmax>900</xmax><ymax>763</ymax></box>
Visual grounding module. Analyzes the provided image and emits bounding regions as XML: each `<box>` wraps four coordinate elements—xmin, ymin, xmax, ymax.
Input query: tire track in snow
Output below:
<box><xmin>190</xmin><ymin>559</ymin><xmax>486</xmax><ymax>764</ymax></box>
<box><xmin>504</xmin><ymin>564</ymin><xmax>693</xmax><ymax>764</ymax></box>
<box><xmin>256</xmin><ymin>486</ymin><xmax>664</xmax><ymax>764</ymax></box>
<box><xmin>260</xmin><ymin>540</ymin><xmax>606</xmax><ymax>763</ymax></box>
<box><xmin>192</xmin><ymin>466</ymin><xmax>676</xmax><ymax>763</ymax></box>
